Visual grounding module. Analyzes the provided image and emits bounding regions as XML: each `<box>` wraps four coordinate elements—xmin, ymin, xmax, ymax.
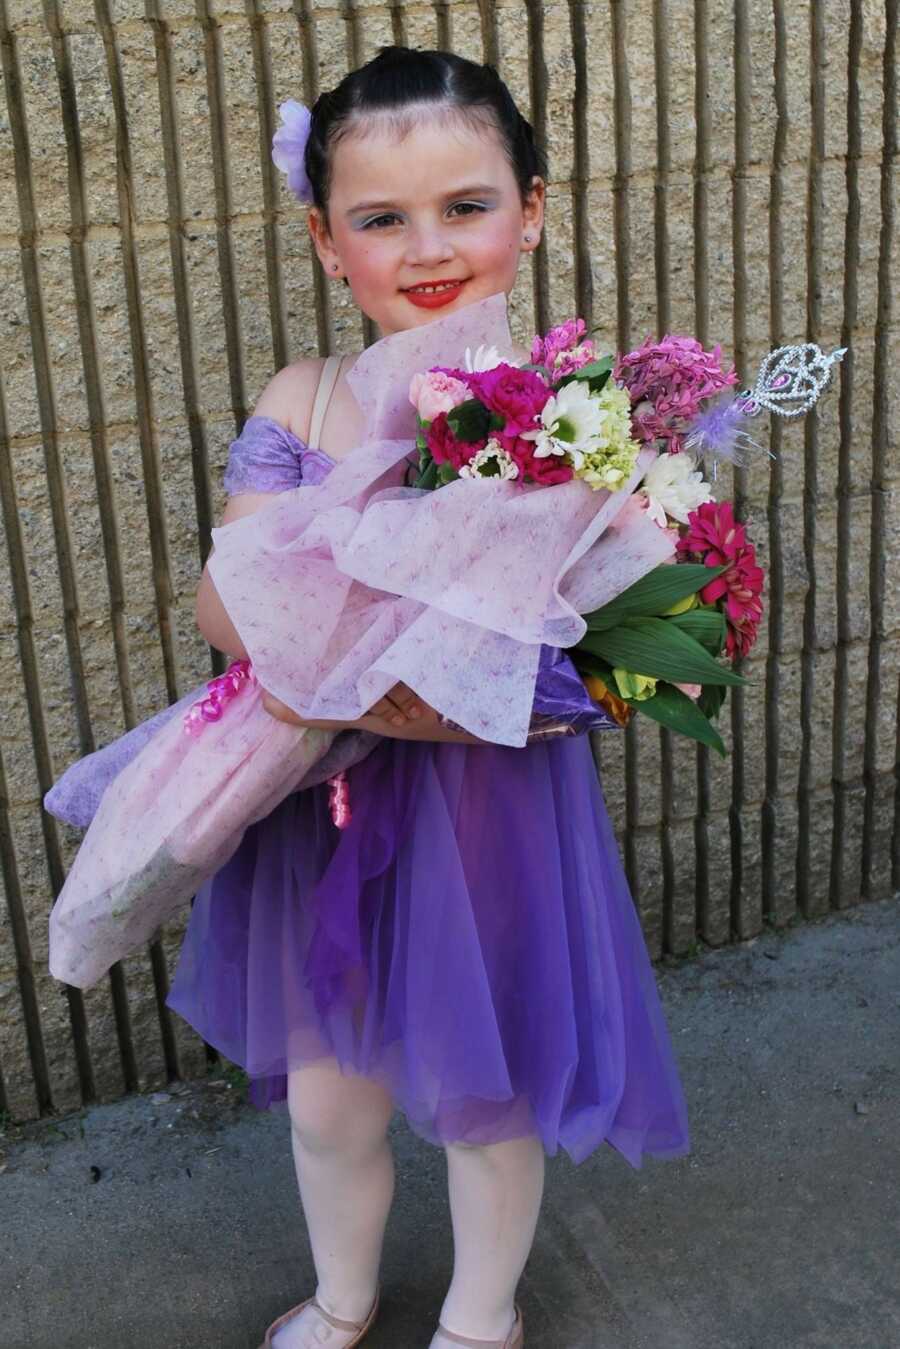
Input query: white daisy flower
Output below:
<box><xmin>464</xmin><ymin>344</ymin><xmax>517</xmax><ymax>373</ymax></box>
<box><xmin>639</xmin><ymin>451</ymin><xmax>713</xmax><ymax>526</ymax></box>
<box><xmin>458</xmin><ymin>439</ymin><xmax>520</xmax><ymax>480</ymax></box>
<box><xmin>520</xmin><ymin>379</ymin><xmax>607</xmax><ymax>460</ymax></box>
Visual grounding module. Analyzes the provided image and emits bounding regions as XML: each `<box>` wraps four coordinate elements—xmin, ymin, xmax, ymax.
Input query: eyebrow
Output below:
<box><xmin>346</xmin><ymin>185</ymin><xmax>502</xmax><ymax>216</ymax></box>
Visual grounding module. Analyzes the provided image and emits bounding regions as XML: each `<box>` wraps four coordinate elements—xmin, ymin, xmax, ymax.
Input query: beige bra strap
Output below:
<box><xmin>307</xmin><ymin>354</ymin><xmax>344</xmax><ymax>451</ymax></box>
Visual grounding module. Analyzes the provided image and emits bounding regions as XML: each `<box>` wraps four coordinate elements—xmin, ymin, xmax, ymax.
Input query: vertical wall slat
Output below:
<box><xmin>44</xmin><ymin>0</ymin><xmax>138</xmax><ymax>729</ymax></box>
<box><xmin>568</xmin><ymin>0</ymin><xmax>593</xmax><ymax>331</ymax></box>
<box><xmin>247</xmin><ymin>0</ymin><xmax>290</xmax><ymax>376</ymax></box>
<box><xmin>868</xmin><ymin>0</ymin><xmax>897</xmax><ymax>896</ymax></box>
<box><xmin>293</xmin><ymin>0</ymin><xmax>334</xmax><ymax>357</ymax></box>
<box><xmin>692</xmin><ymin>0</ymin><xmax>714</xmax><ymax>941</ymax></box>
<box><xmin>829</xmin><ymin>0</ymin><xmax>863</xmax><ymax>910</ymax></box>
<box><xmin>524</xmin><ymin>0</ymin><xmax>550</xmax><ymax>334</ymax></box>
<box><xmin>94</xmin><ymin>0</ymin><xmax>179</xmax><ymax>705</ymax></box>
<box><xmin>761</xmin><ymin>0</ymin><xmax>789</xmax><ymax>926</ymax></box>
<box><xmin>795</xmin><ymin>0</ymin><xmax>827</xmax><ymax>917</ymax></box>
<box><xmin>651</xmin><ymin>0</ymin><xmax>677</xmax><ymax>952</ymax></box>
<box><xmin>197</xmin><ymin>0</ymin><xmax>248</xmax><ymax>428</ymax></box>
<box><xmin>729</xmin><ymin>0</ymin><xmax>752</xmax><ymax>938</ymax></box>
<box><xmin>609</xmin><ymin>0</ymin><xmax>641</xmax><ymax>909</ymax></box>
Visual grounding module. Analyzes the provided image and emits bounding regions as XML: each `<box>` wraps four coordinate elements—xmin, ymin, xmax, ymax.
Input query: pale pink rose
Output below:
<box><xmin>674</xmin><ymin>682</ymin><xmax>702</xmax><ymax>700</ymax></box>
<box><xmin>409</xmin><ymin>371</ymin><xmax>470</xmax><ymax>423</ymax></box>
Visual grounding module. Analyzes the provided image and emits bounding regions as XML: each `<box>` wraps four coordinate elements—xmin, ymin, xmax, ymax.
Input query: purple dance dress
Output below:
<box><xmin>164</xmin><ymin>417</ymin><xmax>691</xmax><ymax>1170</ymax></box>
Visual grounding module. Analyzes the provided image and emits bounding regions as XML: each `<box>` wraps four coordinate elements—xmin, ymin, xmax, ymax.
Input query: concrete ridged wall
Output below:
<box><xmin>0</xmin><ymin>0</ymin><xmax>896</xmax><ymax>1123</ymax></box>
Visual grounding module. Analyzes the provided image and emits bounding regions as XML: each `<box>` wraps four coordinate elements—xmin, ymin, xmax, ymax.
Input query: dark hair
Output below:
<box><xmin>305</xmin><ymin>46</ymin><xmax>548</xmax><ymax>220</ymax></box>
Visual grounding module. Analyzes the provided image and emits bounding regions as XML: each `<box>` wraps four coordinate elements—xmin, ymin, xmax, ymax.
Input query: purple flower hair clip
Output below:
<box><xmin>272</xmin><ymin>99</ymin><xmax>314</xmax><ymax>204</ymax></box>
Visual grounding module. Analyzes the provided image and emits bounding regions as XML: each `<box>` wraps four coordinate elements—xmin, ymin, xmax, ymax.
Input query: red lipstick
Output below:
<box><xmin>402</xmin><ymin>280</ymin><xmax>467</xmax><ymax>309</ymax></box>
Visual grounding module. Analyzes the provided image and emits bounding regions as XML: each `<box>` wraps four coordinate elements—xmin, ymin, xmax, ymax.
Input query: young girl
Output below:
<box><xmin>169</xmin><ymin>46</ymin><xmax>690</xmax><ymax>1349</ymax></box>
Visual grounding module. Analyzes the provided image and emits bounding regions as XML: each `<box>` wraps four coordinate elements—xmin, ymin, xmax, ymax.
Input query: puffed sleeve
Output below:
<box><xmin>222</xmin><ymin>415</ymin><xmax>306</xmax><ymax>496</ymax></box>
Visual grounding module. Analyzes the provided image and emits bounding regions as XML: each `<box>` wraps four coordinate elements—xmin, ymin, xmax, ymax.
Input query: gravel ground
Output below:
<box><xmin>2</xmin><ymin>894</ymin><xmax>898</xmax><ymax>1349</ymax></box>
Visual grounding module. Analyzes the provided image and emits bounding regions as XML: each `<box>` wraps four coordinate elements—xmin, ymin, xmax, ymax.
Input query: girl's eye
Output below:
<box><xmin>449</xmin><ymin>202</ymin><xmax>487</xmax><ymax>217</ymax></box>
<box><xmin>361</xmin><ymin>203</ymin><xmax>487</xmax><ymax>229</ymax></box>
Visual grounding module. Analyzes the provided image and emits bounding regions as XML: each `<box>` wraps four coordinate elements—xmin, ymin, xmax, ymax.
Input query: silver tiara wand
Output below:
<box><xmin>683</xmin><ymin>341</ymin><xmax>847</xmax><ymax>473</ymax></box>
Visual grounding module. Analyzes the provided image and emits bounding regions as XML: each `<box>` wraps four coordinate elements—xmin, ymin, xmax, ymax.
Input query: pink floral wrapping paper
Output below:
<box><xmin>207</xmin><ymin>294</ymin><xmax>675</xmax><ymax>748</ymax></box>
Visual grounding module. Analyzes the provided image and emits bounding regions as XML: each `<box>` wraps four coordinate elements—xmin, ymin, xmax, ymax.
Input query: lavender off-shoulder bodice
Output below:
<box><xmin>44</xmin><ymin>416</ymin><xmax>619</xmax><ymax>829</ymax></box>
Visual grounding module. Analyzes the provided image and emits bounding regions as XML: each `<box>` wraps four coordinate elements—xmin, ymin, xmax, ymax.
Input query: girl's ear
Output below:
<box><xmin>521</xmin><ymin>176</ymin><xmax>546</xmax><ymax>251</ymax></box>
<box><xmin>308</xmin><ymin>208</ymin><xmax>343</xmax><ymax>279</ymax></box>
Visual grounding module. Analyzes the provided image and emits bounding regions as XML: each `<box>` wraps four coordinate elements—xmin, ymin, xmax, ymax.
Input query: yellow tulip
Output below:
<box><xmin>611</xmin><ymin>668</ymin><xmax>658</xmax><ymax>702</ymax></box>
<box><xmin>660</xmin><ymin>591</ymin><xmax>700</xmax><ymax>617</ymax></box>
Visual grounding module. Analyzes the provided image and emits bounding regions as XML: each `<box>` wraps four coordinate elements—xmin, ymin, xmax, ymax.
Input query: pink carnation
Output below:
<box><xmin>466</xmin><ymin>364</ymin><xmax>550</xmax><ymax>437</ymax></box>
<box><xmin>409</xmin><ymin>370</ymin><xmax>470</xmax><ymax>423</ymax></box>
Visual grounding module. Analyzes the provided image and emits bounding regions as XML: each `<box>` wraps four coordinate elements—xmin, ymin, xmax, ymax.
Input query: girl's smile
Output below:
<box><xmin>308</xmin><ymin>108</ymin><xmax>544</xmax><ymax>336</ymax></box>
<box><xmin>402</xmin><ymin>279</ymin><xmax>469</xmax><ymax>309</ymax></box>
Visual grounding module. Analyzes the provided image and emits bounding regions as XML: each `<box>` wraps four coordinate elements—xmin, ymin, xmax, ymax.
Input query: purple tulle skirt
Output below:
<box><xmin>166</xmin><ymin>733</ymin><xmax>690</xmax><ymax>1169</ymax></box>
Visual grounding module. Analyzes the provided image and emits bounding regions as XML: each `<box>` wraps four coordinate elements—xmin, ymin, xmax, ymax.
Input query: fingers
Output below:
<box><xmin>367</xmin><ymin>682</ymin><xmax>424</xmax><ymax>727</ymax></box>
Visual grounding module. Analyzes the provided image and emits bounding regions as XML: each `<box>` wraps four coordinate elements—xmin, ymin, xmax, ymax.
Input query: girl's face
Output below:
<box><xmin>308</xmin><ymin>108</ymin><xmax>545</xmax><ymax>337</ymax></box>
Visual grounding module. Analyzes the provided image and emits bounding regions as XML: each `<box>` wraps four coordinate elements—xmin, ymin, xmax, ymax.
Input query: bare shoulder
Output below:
<box><xmin>252</xmin><ymin>357</ymin><xmax>327</xmax><ymax>444</ymax></box>
<box><xmin>253</xmin><ymin>352</ymin><xmax>366</xmax><ymax>444</ymax></box>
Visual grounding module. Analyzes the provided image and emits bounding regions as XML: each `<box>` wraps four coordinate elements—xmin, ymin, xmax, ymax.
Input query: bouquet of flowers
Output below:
<box><xmin>406</xmin><ymin>317</ymin><xmax>842</xmax><ymax>755</ymax></box>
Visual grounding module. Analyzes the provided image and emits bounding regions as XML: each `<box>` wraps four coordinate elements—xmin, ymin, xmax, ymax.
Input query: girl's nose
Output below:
<box><xmin>404</xmin><ymin>222</ymin><xmax>455</xmax><ymax>268</ymax></box>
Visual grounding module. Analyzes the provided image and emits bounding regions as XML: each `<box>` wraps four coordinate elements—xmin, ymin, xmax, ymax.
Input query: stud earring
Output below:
<box><xmin>331</xmin><ymin>262</ymin><xmax>340</xmax><ymax>272</ymax></box>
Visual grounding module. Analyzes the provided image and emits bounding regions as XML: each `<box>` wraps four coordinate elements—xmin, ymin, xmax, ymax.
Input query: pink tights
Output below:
<box><xmin>275</xmin><ymin>1056</ymin><xmax>545</xmax><ymax>1346</ymax></box>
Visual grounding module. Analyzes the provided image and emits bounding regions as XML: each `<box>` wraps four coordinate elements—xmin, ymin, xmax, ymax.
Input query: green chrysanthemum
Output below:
<box><xmin>574</xmin><ymin>382</ymin><xmax>642</xmax><ymax>491</ymax></box>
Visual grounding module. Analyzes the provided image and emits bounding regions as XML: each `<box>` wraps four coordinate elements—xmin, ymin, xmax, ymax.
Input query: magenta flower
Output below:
<box><xmin>426</xmin><ymin>412</ymin><xmax>481</xmax><ymax>471</ymax></box>
<box><xmin>466</xmin><ymin>364</ymin><xmax>551</xmax><ymax>437</ymax></box>
<box><xmin>614</xmin><ymin>335</ymin><xmax>739</xmax><ymax>454</ymax></box>
<box><xmin>676</xmin><ymin>500</ymin><xmax>765</xmax><ymax>661</ymax></box>
<box><xmin>499</xmin><ymin>431</ymin><xmax>574</xmax><ymax>486</ymax></box>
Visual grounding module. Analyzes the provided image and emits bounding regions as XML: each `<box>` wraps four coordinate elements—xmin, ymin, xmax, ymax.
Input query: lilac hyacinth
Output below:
<box><xmin>614</xmin><ymin>334</ymin><xmax>739</xmax><ymax>454</ymax></box>
<box><xmin>272</xmin><ymin>99</ymin><xmax>314</xmax><ymax>204</ymax></box>
<box><xmin>531</xmin><ymin>318</ymin><xmax>597</xmax><ymax>379</ymax></box>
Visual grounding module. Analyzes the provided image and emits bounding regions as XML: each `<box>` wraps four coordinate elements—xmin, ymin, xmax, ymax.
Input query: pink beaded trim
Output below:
<box><xmin>183</xmin><ymin>658</ymin><xmax>254</xmax><ymax>736</ymax></box>
<box><xmin>327</xmin><ymin>769</ymin><xmax>352</xmax><ymax>829</ymax></box>
<box><xmin>182</xmin><ymin>658</ymin><xmax>352</xmax><ymax>830</ymax></box>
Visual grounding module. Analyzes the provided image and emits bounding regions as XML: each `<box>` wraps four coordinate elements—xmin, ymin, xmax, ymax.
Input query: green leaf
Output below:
<box><xmin>577</xmin><ymin>616</ymin><xmax>746</xmax><ymax>686</ymax></box>
<box><xmin>584</xmin><ymin>564</ymin><xmax>726</xmax><ymax>630</ymax></box>
<box><xmin>447</xmin><ymin>398</ymin><xmax>493</xmax><ymax>444</ymax></box>
<box><xmin>697</xmin><ymin>683</ymin><xmax>727</xmax><ymax>721</ymax></box>
<box><xmin>557</xmin><ymin>356</ymin><xmax>614</xmax><ymax>392</ymax></box>
<box><xmin>626</xmin><ymin>683</ymin><xmax>727</xmax><ymax>757</ymax></box>
<box><xmin>666</xmin><ymin>606</ymin><xmax>727</xmax><ymax>656</ymax></box>
<box><xmin>437</xmin><ymin>462</ymin><xmax>459</xmax><ymax>485</ymax></box>
<box><xmin>413</xmin><ymin>459</ymin><xmax>439</xmax><ymax>491</ymax></box>
<box><xmin>570</xmin><ymin>650</ymin><xmax>615</xmax><ymax>681</ymax></box>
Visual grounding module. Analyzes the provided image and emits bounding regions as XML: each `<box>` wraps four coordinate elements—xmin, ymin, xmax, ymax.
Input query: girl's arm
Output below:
<box><xmin>260</xmin><ymin>691</ymin><xmax>487</xmax><ymax>747</ymax></box>
<box><xmin>196</xmin><ymin>361</ymin><xmax>324</xmax><ymax>659</ymax></box>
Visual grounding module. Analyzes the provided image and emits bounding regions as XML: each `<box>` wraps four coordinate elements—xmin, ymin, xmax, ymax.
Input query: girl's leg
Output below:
<box><xmin>437</xmin><ymin>1133</ymin><xmax>546</xmax><ymax>1343</ymax></box>
<box><xmin>274</xmin><ymin>1056</ymin><xmax>395</xmax><ymax>1349</ymax></box>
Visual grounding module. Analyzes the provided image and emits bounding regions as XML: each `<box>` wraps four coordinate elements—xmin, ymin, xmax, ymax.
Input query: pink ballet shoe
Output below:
<box><xmin>258</xmin><ymin>1286</ymin><xmax>380</xmax><ymax>1348</ymax></box>
<box><xmin>430</xmin><ymin>1304</ymin><xmax>524</xmax><ymax>1349</ymax></box>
